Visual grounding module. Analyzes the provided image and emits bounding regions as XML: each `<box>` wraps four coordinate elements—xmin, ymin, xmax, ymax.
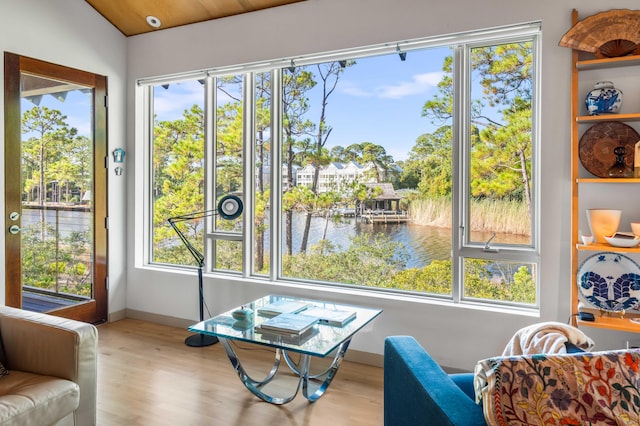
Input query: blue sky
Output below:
<box><xmin>21</xmin><ymin>90</ymin><xmax>91</xmax><ymax>139</ymax></box>
<box><xmin>309</xmin><ymin>49</ymin><xmax>449</xmax><ymax>160</ymax></box>
<box><xmin>20</xmin><ymin>47</ymin><xmax>451</xmax><ymax>164</ymax></box>
<box><xmin>150</xmin><ymin>46</ymin><xmax>451</xmax><ymax>162</ymax></box>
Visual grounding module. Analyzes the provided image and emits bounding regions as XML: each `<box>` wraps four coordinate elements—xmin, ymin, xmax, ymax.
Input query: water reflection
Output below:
<box><xmin>279</xmin><ymin>212</ymin><xmax>529</xmax><ymax>269</ymax></box>
<box><xmin>283</xmin><ymin>213</ymin><xmax>450</xmax><ymax>269</ymax></box>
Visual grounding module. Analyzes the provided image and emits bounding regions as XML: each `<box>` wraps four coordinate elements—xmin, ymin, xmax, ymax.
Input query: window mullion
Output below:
<box><xmin>243</xmin><ymin>73</ymin><xmax>255</xmax><ymax>277</ymax></box>
<box><xmin>271</xmin><ymin>69</ymin><xmax>283</xmax><ymax>282</ymax></box>
<box><xmin>204</xmin><ymin>76</ymin><xmax>216</xmax><ymax>272</ymax></box>
<box><xmin>143</xmin><ymin>85</ymin><xmax>154</xmax><ymax>265</ymax></box>
<box><xmin>451</xmin><ymin>44</ymin><xmax>467</xmax><ymax>303</ymax></box>
<box><xmin>144</xmin><ymin>26</ymin><xmax>540</xmax><ymax>308</ymax></box>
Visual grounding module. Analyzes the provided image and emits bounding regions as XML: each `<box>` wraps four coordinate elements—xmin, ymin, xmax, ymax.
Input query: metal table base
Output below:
<box><xmin>219</xmin><ymin>337</ymin><xmax>351</xmax><ymax>404</ymax></box>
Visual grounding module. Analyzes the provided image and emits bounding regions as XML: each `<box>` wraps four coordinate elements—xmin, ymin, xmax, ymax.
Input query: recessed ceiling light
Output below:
<box><xmin>146</xmin><ymin>16</ymin><xmax>162</xmax><ymax>28</ymax></box>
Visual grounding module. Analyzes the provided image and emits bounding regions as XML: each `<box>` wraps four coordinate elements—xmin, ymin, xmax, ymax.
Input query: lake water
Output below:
<box><xmin>285</xmin><ymin>213</ymin><xmax>451</xmax><ymax>268</ymax></box>
<box><xmin>284</xmin><ymin>212</ymin><xmax>530</xmax><ymax>269</ymax></box>
<box><xmin>21</xmin><ymin>207</ymin><xmax>524</xmax><ymax>270</ymax></box>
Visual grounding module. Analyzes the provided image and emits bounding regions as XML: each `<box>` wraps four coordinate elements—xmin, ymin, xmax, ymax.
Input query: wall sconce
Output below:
<box><xmin>112</xmin><ymin>148</ymin><xmax>125</xmax><ymax>163</ymax></box>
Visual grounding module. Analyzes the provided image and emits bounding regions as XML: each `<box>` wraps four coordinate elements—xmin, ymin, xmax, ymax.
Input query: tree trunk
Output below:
<box><xmin>255</xmin><ymin>131</ymin><xmax>265</xmax><ymax>272</ymax></box>
<box><xmin>300</xmin><ymin>166</ymin><xmax>320</xmax><ymax>253</ymax></box>
<box><xmin>519</xmin><ymin>148</ymin><xmax>532</xmax><ymax>222</ymax></box>
<box><xmin>286</xmin><ymin>210</ymin><xmax>293</xmax><ymax>256</ymax></box>
<box><xmin>300</xmin><ymin>211</ymin><xmax>313</xmax><ymax>253</ymax></box>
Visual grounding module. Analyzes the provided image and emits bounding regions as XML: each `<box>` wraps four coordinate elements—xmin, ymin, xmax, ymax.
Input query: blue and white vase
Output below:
<box><xmin>585</xmin><ymin>81</ymin><xmax>623</xmax><ymax>115</ymax></box>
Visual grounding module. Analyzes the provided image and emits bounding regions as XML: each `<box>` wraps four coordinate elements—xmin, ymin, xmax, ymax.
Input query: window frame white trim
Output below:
<box><xmin>136</xmin><ymin>21</ymin><xmax>543</xmax><ymax>309</ymax></box>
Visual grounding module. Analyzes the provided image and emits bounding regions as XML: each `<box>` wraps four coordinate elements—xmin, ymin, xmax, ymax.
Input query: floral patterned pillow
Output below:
<box><xmin>476</xmin><ymin>349</ymin><xmax>640</xmax><ymax>425</ymax></box>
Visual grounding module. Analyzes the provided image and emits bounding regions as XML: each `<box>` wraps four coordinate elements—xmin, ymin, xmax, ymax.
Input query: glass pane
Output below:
<box><xmin>20</xmin><ymin>73</ymin><xmax>94</xmax><ymax>309</ymax></box>
<box><xmin>254</xmin><ymin>72</ymin><xmax>271</xmax><ymax>275</ymax></box>
<box><xmin>214</xmin><ymin>75</ymin><xmax>244</xmax><ymax>273</ymax></box>
<box><xmin>214</xmin><ymin>239</ymin><xmax>242</xmax><ymax>272</ymax></box>
<box><xmin>280</xmin><ymin>48</ymin><xmax>454</xmax><ymax>295</ymax></box>
<box><xmin>462</xmin><ymin>258</ymin><xmax>536</xmax><ymax>304</ymax></box>
<box><xmin>215</xmin><ymin>75</ymin><xmax>244</xmax><ymax>230</ymax></box>
<box><xmin>467</xmin><ymin>42</ymin><xmax>534</xmax><ymax>246</ymax></box>
<box><xmin>151</xmin><ymin>81</ymin><xmax>205</xmax><ymax>265</ymax></box>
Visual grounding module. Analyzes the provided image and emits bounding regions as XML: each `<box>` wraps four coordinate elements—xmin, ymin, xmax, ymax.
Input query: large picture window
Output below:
<box><xmin>140</xmin><ymin>23</ymin><xmax>541</xmax><ymax>308</ymax></box>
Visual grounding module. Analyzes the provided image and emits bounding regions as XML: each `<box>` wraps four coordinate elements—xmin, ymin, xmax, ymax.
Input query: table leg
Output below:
<box><xmin>220</xmin><ymin>338</ymin><xmax>301</xmax><ymax>404</ymax></box>
<box><xmin>219</xmin><ymin>337</ymin><xmax>351</xmax><ymax>404</ymax></box>
<box><xmin>299</xmin><ymin>339</ymin><xmax>351</xmax><ymax>402</ymax></box>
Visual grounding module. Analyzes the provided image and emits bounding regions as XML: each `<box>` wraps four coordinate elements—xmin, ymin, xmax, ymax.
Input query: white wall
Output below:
<box><xmin>121</xmin><ymin>0</ymin><xmax>640</xmax><ymax>370</ymax></box>
<box><xmin>0</xmin><ymin>0</ymin><xmax>128</xmax><ymax>315</ymax></box>
<box><xmin>13</xmin><ymin>0</ymin><xmax>637</xmax><ymax>373</ymax></box>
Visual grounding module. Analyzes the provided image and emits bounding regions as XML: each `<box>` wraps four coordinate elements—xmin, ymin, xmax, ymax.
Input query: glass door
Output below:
<box><xmin>4</xmin><ymin>53</ymin><xmax>108</xmax><ymax>323</ymax></box>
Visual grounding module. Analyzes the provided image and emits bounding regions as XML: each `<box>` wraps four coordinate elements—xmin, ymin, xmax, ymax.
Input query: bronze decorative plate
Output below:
<box><xmin>579</xmin><ymin>121</ymin><xmax>640</xmax><ymax>177</ymax></box>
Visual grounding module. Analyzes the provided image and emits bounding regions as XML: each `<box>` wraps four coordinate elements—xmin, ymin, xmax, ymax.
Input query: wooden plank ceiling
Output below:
<box><xmin>86</xmin><ymin>0</ymin><xmax>306</xmax><ymax>37</ymax></box>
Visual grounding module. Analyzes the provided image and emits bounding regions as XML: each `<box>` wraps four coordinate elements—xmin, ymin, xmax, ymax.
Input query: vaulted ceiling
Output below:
<box><xmin>85</xmin><ymin>0</ymin><xmax>306</xmax><ymax>37</ymax></box>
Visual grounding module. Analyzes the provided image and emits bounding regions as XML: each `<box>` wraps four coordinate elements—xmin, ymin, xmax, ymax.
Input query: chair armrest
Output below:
<box><xmin>384</xmin><ymin>336</ymin><xmax>485</xmax><ymax>426</ymax></box>
<box><xmin>0</xmin><ymin>306</ymin><xmax>98</xmax><ymax>425</ymax></box>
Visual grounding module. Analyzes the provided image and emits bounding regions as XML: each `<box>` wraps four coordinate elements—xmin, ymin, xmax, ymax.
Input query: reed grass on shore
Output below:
<box><xmin>409</xmin><ymin>197</ymin><xmax>530</xmax><ymax>236</ymax></box>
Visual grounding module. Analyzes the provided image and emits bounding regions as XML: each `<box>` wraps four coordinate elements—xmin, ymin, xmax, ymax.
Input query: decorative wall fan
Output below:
<box><xmin>559</xmin><ymin>9</ymin><xmax>640</xmax><ymax>58</ymax></box>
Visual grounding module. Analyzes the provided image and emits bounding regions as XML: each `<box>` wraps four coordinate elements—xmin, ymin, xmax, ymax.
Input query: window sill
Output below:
<box><xmin>138</xmin><ymin>263</ymin><xmax>541</xmax><ymax>318</ymax></box>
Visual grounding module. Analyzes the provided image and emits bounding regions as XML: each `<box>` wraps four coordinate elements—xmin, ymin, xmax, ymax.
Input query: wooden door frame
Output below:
<box><xmin>4</xmin><ymin>52</ymin><xmax>108</xmax><ymax>323</ymax></box>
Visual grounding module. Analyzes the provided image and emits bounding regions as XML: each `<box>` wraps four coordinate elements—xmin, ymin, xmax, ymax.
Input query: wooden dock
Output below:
<box><xmin>362</xmin><ymin>211</ymin><xmax>410</xmax><ymax>224</ymax></box>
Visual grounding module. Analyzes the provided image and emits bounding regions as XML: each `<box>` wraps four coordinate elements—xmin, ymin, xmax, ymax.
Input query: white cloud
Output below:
<box><xmin>341</xmin><ymin>81</ymin><xmax>374</xmax><ymax>98</ymax></box>
<box><xmin>376</xmin><ymin>72</ymin><xmax>443</xmax><ymax>99</ymax></box>
<box><xmin>342</xmin><ymin>71</ymin><xmax>443</xmax><ymax>100</ymax></box>
<box><xmin>153</xmin><ymin>83</ymin><xmax>204</xmax><ymax>120</ymax></box>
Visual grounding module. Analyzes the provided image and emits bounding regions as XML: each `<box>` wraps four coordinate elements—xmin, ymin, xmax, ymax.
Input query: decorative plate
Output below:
<box><xmin>578</xmin><ymin>121</ymin><xmax>639</xmax><ymax>177</ymax></box>
<box><xmin>577</xmin><ymin>252</ymin><xmax>640</xmax><ymax>312</ymax></box>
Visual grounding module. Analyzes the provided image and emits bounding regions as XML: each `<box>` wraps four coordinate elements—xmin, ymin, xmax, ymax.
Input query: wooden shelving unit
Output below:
<box><xmin>576</xmin><ymin>55</ymin><xmax>640</xmax><ymax>70</ymax></box>
<box><xmin>569</xmin><ymin>9</ymin><xmax>640</xmax><ymax>334</ymax></box>
<box><xmin>576</xmin><ymin>243</ymin><xmax>640</xmax><ymax>253</ymax></box>
<box><xmin>576</xmin><ymin>308</ymin><xmax>640</xmax><ymax>332</ymax></box>
<box><xmin>577</xmin><ymin>113</ymin><xmax>640</xmax><ymax>123</ymax></box>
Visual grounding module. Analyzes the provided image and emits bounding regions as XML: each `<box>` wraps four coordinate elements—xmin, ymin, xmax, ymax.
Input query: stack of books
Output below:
<box><xmin>254</xmin><ymin>301</ymin><xmax>359</xmax><ymax>346</ymax></box>
<box><xmin>258</xmin><ymin>327</ymin><xmax>318</xmax><ymax>345</ymax></box>
<box><xmin>257</xmin><ymin>312</ymin><xmax>318</xmax><ymax>335</ymax></box>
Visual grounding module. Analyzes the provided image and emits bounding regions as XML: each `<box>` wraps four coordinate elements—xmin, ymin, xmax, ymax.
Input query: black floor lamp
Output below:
<box><xmin>168</xmin><ymin>195</ymin><xmax>243</xmax><ymax>347</ymax></box>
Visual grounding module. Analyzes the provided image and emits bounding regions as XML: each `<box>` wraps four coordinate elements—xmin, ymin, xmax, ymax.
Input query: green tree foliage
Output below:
<box><xmin>462</xmin><ymin>259</ymin><xmax>535</xmax><ymax>304</ymax></box>
<box><xmin>406</xmin><ymin>42</ymin><xmax>533</xmax><ymax>206</ymax></box>
<box><xmin>20</xmin><ymin>106</ymin><xmax>93</xmax><ymax>296</ymax></box>
<box><xmin>403</xmin><ymin>126</ymin><xmax>453</xmax><ymax>197</ymax></box>
<box><xmin>22</xmin><ymin>106</ymin><xmax>79</xmax><ymax>205</ymax></box>
<box><xmin>299</xmin><ymin>62</ymin><xmax>345</xmax><ymax>253</ymax></box>
<box><xmin>283</xmin><ymin>233</ymin><xmax>407</xmax><ymax>287</ymax></box>
<box><xmin>393</xmin><ymin>260</ymin><xmax>453</xmax><ymax>295</ymax></box>
<box><xmin>148</xmin><ymin>45</ymin><xmax>537</xmax><ymax>304</ymax></box>
<box><xmin>215</xmin><ymin>79</ymin><xmax>244</xmax><ymax>197</ymax></box>
<box><xmin>282</xmin><ymin>67</ymin><xmax>317</xmax><ymax>255</ymax></box>
<box><xmin>255</xmin><ymin>72</ymin><xmax>272</xmax><ymax>273</ymax></box>
<box><xmin>152</xmin><ymin>105</ymin><xmax>205</xmax><ymax>265</ymax></box>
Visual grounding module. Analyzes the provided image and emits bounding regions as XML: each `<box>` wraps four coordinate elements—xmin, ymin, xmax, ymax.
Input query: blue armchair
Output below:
<box><xmin>384</xmin><ymin>335</ymin><xmax>588</xmax><ymax>426</ymax></box>
<box><xmin>384</xmin><ymin>336</ymin><xmax>485</xmax><ymax>426</ymax></box>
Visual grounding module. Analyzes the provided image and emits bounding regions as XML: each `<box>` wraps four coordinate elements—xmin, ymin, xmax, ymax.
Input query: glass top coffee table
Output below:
<box><xmin>189</xmin><ymin>295</ymin><xmax>382</xmax><ymax>404</ymax></box>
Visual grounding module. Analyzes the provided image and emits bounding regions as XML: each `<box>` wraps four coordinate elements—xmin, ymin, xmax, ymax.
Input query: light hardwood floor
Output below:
<box><xmin>96</xmin><ymin>319</ymin><xmax>383</xmax><ymax>425</ymax></box>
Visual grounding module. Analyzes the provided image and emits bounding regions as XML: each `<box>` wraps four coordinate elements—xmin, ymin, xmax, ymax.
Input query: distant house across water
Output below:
<box><xmin>296</xmin><ymin>161</ymin><xmax>384</xmax><ymax>193</ymax></box>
